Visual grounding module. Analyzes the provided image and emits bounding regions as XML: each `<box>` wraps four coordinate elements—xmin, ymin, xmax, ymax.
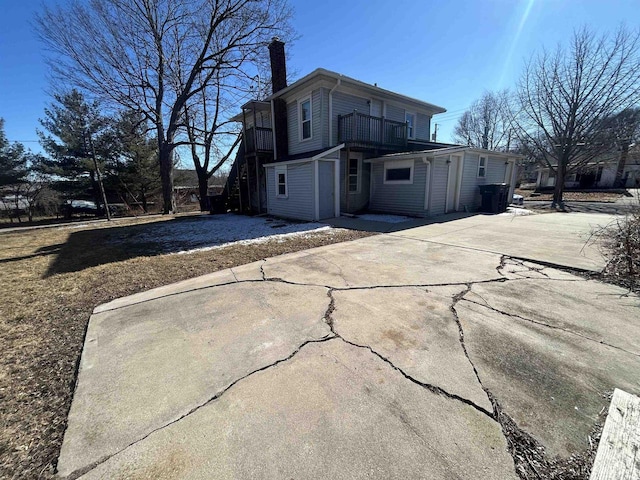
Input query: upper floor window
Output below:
<box><xmin>299</xmin><ymin>97</ymin><xmax>312</xmax><ymax>140</ymax></box>
<box><xmin>405</xmin><ymin>112</ymin><xmax>416</xmax><ymax>139</ymax></box>
<box><xmin>477</xmin><ymin>156</ymin><xmax>487</xmax><ymax>178</ymax></box>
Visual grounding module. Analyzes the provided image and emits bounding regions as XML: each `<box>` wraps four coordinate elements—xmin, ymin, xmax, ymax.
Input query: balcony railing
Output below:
<box><xmin>338</xmin><ymin>111</ymin><xmax>408</xmax><ymax>148</ymax></box>
<box><xmin>245</xmin><ymin>126</ymin><xmax>273</xmax><ymax>155</ymax></box>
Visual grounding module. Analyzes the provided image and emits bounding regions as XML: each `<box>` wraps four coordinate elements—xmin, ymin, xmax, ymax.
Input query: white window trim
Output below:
<box><xmin>477</xmin><ymin>155</ymin><xmax>487</xmax><ymax>178</ymax></box>
<box><xmin>405</xmin><ymin>111</ymin><xmax>416</xmax><ymax>140</ymax></box>
<box><xmin>384</xmin><ymin>159</ymin><xmax>414</xmax><ymax>185</ymax></box>
<box><xmin>275</xmin><ymin>165</ymin><xmax>288</xmax><ymax>198</ymax></box>
<box><xmin>298</xmin><ymin>95</ymin><xmax>312</xmax><ymax>142</ymax></box>
<box><xmin>348</xmin><ymin>157</ymin><xmax>361</xmax><ymax>194</ymax></box>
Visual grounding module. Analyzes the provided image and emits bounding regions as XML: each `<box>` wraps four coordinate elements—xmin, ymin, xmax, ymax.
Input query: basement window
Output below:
<box><xmin>275</xmin><ymin>166</ymin><xmax>287</xmax><ymax>198</ymax></box>
<box><xmin>477</xmin><ymin>156</ymin><xmax>487</xmax><ymax>178</ymax></box>
<box><xmin>384</xmin><ymin>159</ymin><xmax>414</xmax><ymax>184</ymax></box>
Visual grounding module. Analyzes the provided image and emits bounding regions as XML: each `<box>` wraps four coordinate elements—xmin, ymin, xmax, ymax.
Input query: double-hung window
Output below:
<box><xmin>275</xmin><ymin>166</ymin><xmax>287</xmax><ymax>197</ymax></box>
<box><xmin>299</xmin><ymin>97</ymin><xmax>312</xmax><ymax>140</ymax></box>
<box><xmin>477</xmin><ymin>156</ymin><xmax>487</xmax><ymax>178</ymax></box>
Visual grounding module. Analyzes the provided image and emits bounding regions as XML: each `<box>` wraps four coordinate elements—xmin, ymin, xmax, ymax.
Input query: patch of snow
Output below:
<box><xmin>174</xmin><ymin>226</ymin><xmax>333</xmax><ymax>255</ymax></box>
<box><xmin>356</xmin><ymin>214</ymin><xmax>413</xmax><ymax>223</ymax></box>
<box><xmin>499</xmin><ymin>207</ymin><xmax>536</xmax><ymax>216</ymax></box>
<box><xmin>107</xmin><ymin>214</ymin><xmax>332</xmax><ymax>254</ymax></box>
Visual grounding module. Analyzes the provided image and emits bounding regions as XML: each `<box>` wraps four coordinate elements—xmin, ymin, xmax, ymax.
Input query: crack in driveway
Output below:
<box><xmin>69</xmin><ymin>250</ymin><xmax>629</xmax><ymax>479</ymax></box>
<box><xmin>324</xmin><ymin>288</ymin><xmax>495</xmax><ymax>419</ymax></box>
<box><xmin>461</xmin><ymin>296</ymin><xmax>640</xmax><ymax>358</ymax></box>
<box><xmin>63</xmin><ymin>334</ymin><xmax>337</xmax><ymax>479</ymax></box>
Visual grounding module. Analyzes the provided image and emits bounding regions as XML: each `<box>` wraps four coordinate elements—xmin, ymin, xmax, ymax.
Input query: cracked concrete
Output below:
<box><xmin>73</xmin><ymin>340</ymin><xmax>517</xmax><ymax>480</ymax></box>
<box><xmin>262</xmin><ymin>234</ymin><xmax>504</xmax><ymax>288</ymax></box>
<box><xmin>457</xmin><ymin>298</ymin><xmax>640</xmax><ymax>458</ymax></box>
<box><xmin>58</xmin><ymin>282</ymin><xmax>332</xmax><ymax>477</ymax></box>
<box><xmin>57</xmin><ymin>212</ymin><xmax>639</xmax><ymax>479</ymax></box>
<box><xmin>331</xmin><ymin>286</ymin><xmax>492</xmax><ymax>413</ymax></box>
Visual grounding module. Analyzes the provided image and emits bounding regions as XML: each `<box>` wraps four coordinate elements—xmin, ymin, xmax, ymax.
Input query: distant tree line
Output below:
<box><xmin>453</xmin><ymin>26</ymin><xmax>640</xmax><ymax>208</ymax></box>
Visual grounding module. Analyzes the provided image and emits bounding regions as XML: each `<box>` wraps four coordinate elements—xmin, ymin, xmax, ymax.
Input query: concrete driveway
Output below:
<box><xmin>57</xmin><ymin>212</ymin><xmax>640</xmax><ymax>479</ymax></box>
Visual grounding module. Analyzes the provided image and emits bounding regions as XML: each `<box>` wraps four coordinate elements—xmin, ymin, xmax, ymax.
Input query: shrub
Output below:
<box><xmin>600</xmin><ymin>207</ymin><xmax>640</xmax><ymax>292</ymax></box>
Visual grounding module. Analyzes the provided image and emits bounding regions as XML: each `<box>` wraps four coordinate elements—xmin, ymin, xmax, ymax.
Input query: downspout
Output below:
<box><xmin>328</xmin><ymin>77</ymin><xmax>341</xmax><ymax>146</ymax></box>
<box><xmin>422</xmin><ymin>157</ymin><xmax>431</xmax><ymax>214</ymax></box>
<box><xmin>455</xmin><ymin>155</ymin><xmax>464</xmax><ymax>211</ymax></box>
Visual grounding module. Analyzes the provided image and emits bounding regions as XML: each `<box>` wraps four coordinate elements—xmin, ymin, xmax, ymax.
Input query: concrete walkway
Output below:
<box><xmin>57</xmin><ymin>212</ymin><xmax>640</xmax><ymax>479</ymax></box>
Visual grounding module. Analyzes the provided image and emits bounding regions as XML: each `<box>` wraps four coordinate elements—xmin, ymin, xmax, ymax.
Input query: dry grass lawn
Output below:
<box><xmin>0</xmin><ymin>214</ymin><xmax>374</xmax><ymax>479</ymax></box>
<box><xmin>515</xmin><ymin>189</ymin><xmax>625</xmax><ymax>203</ymax></box>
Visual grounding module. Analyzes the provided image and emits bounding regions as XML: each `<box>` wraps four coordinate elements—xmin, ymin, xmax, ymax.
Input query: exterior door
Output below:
<box><xmin>318</xmin><ymin>161</ymin><xmax>335</xmax><ymax>219</ymax></box>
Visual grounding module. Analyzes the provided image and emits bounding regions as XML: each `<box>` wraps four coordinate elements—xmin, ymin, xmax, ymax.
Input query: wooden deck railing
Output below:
<box><xmin>245</xmin><ymin>126</ymin><xmax>273</xmax><ymax>154</ymax></box>
<box><xmin>338</xmin><ymin>111</ymin><xmax>408</xmax><ymax>148</ymax></box>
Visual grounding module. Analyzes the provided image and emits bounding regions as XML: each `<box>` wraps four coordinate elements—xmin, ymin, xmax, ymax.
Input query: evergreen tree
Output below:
<box><xmin>38</xmin><ymin>90</ymin><xmax>111</xmax><ymax>213</ymax></box>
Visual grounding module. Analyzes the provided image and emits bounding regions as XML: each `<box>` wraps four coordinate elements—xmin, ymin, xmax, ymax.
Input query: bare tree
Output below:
<box><xmin>36</xmin><ymin>0</ymin><xmax>293</xmax><ymax>214</ymax></box>
<box><xmin>510</xmin><ymin>27</ymin><xmax>640</xmax><ymax>207</ymax></box>
<box><xmin>453</xmin><ymin>90</ymin><xmax>512</xmax><ymax>150</ymax></box>
<box><xmin>182</xmin><ymin>69</ymin><xmax>242</xmax><ymax>211</ymax></box>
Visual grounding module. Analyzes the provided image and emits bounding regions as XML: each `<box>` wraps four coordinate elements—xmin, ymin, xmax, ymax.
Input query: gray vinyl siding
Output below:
<box><xmin>486</xmin><ymin>156</ymin><xmax>507</xmax><ymax>183</ymax></box>
<box><xmin>369</xmin><ymin>159</ymin><xmax>427</xmax><ymax>216</ymax></box>
<box><xmin>339</xmin><ymin>154</ymin><xmax>370</xmax><ymax>213</ymax></box>
<box><xmin>429</xmin><ymin>158</ymin><xmax>448</xmax><ymax>215</ymax></box>
<box><xmin>332</xmin><ymin>90</ymin><xmax>369</xmax><ymax>146</ymax></box>
<box><xmin>387</xmin><ymin>105</ymin><xmax>430</xmax><ymax>141</ymax></box>
<box><xmin>385</xmin><ymin>103</ymin><xmax>404</xmax><ymax>123</ymax></box>
<box><xmin>459</xmin><ymin>153</ymin><xmax>508</xmax><ymax>211</ymax></box>
<box><xmin>288</xmin><ymin>89</ymin><xmax>324</xmax><ymax>156</ymax></box>
<box><xmin>320</xmin><ymin>88</ymin><xmax>330</xmax><ymax>148</ymax></box>
<box><xmin>266</xmin><ymin>162</ymin><xmax>315</xmax><ymax>221</ymax></box>
<box><xmin>416</xmin><ymin>113</ymin><xmax>431</xmax><ymax>141</ymax></box>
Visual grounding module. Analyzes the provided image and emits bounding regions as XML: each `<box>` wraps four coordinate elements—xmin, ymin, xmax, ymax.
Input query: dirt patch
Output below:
<box><xmin>491</xmin><ymin>392</ymin><xmax>608</xmax><ymax>480</ymax></box>
<box><xmin>515</xmin><ymin>189</ymin><xmax>625</xmax><ymax>203</ymax></box>
<box><xmin>0</xmin><ymin>215</ymin><xmax>374</xmax><ymax>479</ymax></box>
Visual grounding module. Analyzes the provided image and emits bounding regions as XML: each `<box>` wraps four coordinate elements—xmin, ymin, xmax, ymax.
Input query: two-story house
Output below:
<box><xmin>227</xmin><ymin>39</ymin><xmax>519</xmax><ymax>221</ymax></box>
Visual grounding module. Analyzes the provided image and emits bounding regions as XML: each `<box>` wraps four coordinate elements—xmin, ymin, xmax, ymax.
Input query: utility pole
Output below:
<box><xmin>87</xmin><ymin>130</ymin><xmax>111</xmax><ymax>221</ymax></box>
<box><xmin>431</xmin><ymin>123</ymin><xmax>439</xmax><ymax>142</ymax></box>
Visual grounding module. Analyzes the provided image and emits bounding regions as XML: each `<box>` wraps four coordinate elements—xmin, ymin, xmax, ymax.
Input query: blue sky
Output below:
<box><xmin>0</xmin><ymin>0</ymin><xmax>636</xmax><ymax>155</ymax></box>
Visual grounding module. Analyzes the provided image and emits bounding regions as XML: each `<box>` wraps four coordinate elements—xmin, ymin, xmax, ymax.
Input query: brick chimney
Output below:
<box><xmin>268</xmin><ymin>37</ymin><xmax>289</xmax><ymax>159</ymax></box>
<box><xmin>268</xmin><ymin>37</ymin><xmax>287</xmax><ymax>94</ymax></box>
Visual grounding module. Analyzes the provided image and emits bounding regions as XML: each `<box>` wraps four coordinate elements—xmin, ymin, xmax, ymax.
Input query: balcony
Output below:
<box><xmin>338</xmin><ymin>111</ymin><xmax>408</xmax><ymax>149</ymax></box>
<box><xmin>244</xmin><ymin>126</ymin><xmax>273</xmax><ymax>155</ymax></box>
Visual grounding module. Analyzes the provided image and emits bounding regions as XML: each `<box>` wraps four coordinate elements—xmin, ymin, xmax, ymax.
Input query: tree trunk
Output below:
<box><xmin>552</xmin><ymin>163</ymin><xmax>566</xmax><ymax>209</ymax></box>
<box><xmin>89</xmin><ymin>171</ymin><xmax>102</xmax><ymax>216</ymax></box>
<box><xmin>140</xmin><ymin>189</ymin><xmax>148</xmax><ymax>213</ymax></box>
<box><xmin>197</xmin><ymin>173</ymin><xmax>210</xmax><ymax>212</ymax></box>
<box><xmin>614</xmin><ymin>143</ymin><xmax>629</xmax><ymax>188</ymax></box>
<box><xmin>159</xmin><ymin>141</ymin><xmax>175</xmax><ymax>214</ymax></box>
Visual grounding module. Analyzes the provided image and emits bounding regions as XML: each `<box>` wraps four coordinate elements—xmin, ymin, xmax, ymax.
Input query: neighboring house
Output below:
<box><xmin>227</xmin><ymin>39</ymin><xmax>519</xmax><ymax>221</ymax></box>
<box><xmin>535</xmin><ymin>149</ymin><xmax>640</xmax><ymax>189</ymax></box>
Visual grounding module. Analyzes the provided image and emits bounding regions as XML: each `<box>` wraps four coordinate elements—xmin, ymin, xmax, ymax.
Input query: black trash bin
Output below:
<box><xmin>208</xmin><ymin>194</ymin><xmax>226</xmax><ymax>214</ymax></box>
<box><xmin>478</xmin><ymin>184</ymin><xmax>510</xmax><ymax>213</ymax></box>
